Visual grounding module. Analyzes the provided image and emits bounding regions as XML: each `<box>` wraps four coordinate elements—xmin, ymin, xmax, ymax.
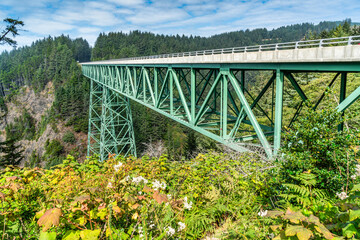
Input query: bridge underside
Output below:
<box><xmin>82</xmin><ymin>62</ymin><xmax>360</xmax><ymax>159</ymax></box>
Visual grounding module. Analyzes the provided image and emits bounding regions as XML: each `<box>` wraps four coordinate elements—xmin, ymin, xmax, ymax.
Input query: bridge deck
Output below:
<box><xmin>84</xmin><ymin>45</ymin><xmax>360</xmax><ymax>65</ymax></box>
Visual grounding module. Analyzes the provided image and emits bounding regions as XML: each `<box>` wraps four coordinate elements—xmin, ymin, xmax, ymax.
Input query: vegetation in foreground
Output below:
<box><xmin>1</xmin><ymin>108</ymin><xmax>360</xmax><ymax>240</ymax></box>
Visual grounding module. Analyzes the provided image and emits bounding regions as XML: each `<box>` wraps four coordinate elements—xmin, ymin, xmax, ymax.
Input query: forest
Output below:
<box><xmin>1</xmin><ymin>19</ymin><xmax>360</xmax><ymax>239</ymax></box>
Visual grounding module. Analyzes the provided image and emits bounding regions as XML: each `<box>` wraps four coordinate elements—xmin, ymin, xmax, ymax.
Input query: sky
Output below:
<box><xmin>1</xmin><ymin>0</ymin><xmax>360</xmax><ymax>52</ymax></box>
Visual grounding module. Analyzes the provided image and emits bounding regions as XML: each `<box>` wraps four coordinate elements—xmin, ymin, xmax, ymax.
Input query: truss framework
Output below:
<box><xmin>87</xmin><ymin>80</ymin><xmax>136</xmax><ymax>161</ymax></box>
<box><xmin>83</xmin><ymin>62</ymin><xmax>360</xmax><ymax>158</ymax></box>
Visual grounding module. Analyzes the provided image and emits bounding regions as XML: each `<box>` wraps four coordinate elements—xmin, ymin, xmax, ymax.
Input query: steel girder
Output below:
<box><xmin>82</xmin><ymin>63</ymin><xmax>360</xmax><ymax>158</ymax></box>
<box><xmin>87</xmin><ymin>80</ymin><xmax>136</xmax><ymax>161</ymax></box>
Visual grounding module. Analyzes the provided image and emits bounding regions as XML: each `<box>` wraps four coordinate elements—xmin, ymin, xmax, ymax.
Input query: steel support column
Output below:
<box><xmin>274</xmin><ymin>69</ymin><xmax>284</xmax><ymax>155</ymax></box>
<box><xmin>87</xmin><ymin>79</ymin><xmax>136</xmax><ymax>161</ymax></box>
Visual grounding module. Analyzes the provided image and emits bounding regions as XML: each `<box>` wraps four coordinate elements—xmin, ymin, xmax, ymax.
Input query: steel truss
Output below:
<box><xmin>83</xmin><ymin>62</ymin><xmax>360</xmax><ymax>158</ymax></box>
<box><xmin>87</xmin><ymin>80</ymin><xmax>136</xmax><ymax>161</ymax></box>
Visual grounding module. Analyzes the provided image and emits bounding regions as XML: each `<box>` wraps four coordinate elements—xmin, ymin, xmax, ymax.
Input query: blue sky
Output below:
<box><xmin>1</xmin><ymin>0</ymin><xmax>360</xmax><ymax>52</ymax></box>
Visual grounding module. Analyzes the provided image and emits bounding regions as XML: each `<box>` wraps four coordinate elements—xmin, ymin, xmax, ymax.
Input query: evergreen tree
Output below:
<box><xmin>0</xmin><ymin>18</ymin><xmax>24</xmax><ymax>46</ymax></box>
<box><xmin>0</xmin><ymin>138</ymin><xmax>24</xmax><ymax>167</ymax></box>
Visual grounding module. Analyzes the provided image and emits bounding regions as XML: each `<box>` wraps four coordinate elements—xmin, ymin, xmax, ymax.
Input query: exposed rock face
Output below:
<box><xmin>0</xmin><ymin>82</ymin><xmax>87</xmax><ymax>166</ymax></box>
<box><xmin>1</xmin><ymin>82</ymin><xmax>54</xmax><ymax>131</ymax></box>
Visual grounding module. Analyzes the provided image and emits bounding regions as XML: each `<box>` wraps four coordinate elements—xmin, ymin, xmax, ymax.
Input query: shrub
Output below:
<box><xmin>279</xmin><ymin>107</ymin><xmax>360</xmax><ymax>195</ymax></box>
<box><xmin>0</xmin><ymin>152</ymin><xmax>272</xmax><ymax>239</ymax></box>
<box><xmin>62</xmin><ymin>131</ymin><xmax>76</xmax><ymax>144</ymax></box>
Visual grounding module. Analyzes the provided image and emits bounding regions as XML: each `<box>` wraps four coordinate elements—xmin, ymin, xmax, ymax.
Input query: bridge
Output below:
<box><xmin>81</xmin><ymin>36</ymin><xmax>360</xmax><ymax>160</ymax></box>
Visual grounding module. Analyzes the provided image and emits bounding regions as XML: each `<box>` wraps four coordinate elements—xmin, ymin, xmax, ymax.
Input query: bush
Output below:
<box><xmin>279</xmin><ymin>107</ymin><xmax>360</xmax><ymax>195</ymax></box>
<box><xmin>62</xmin><ymin>131</ymin><xmax>76</xmax><ymax>144</ymax></box>
<box><xmin>0</xmin><ymin>152</ymin><xmax>272</xmax><ymax>239</ymax></box>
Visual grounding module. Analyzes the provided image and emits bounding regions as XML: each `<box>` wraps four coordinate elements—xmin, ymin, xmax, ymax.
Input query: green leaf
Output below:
<box><xmin>351</xmin><ymin>184</ymin><xmax>360</xmax><ymax>192</ymax></box>
<box><xmin>96</xmin><ymin>208</ymin><xmax>108</xmax><ymax>220</ymax></box>
<box><xmin>63</xmin><ymin>230</ymin><xmax>80</xmax><ymax>240</ymax></box>
<box><xmin>342</xmin><ymin>223</ymin><xmax>358</xmax><ymax>238</ymax></box>
<box><xmin>80</xmin><ymin>229</ymin><xmax>101</xmax><ymax>240</ymax></box>
<box><xmin>349</xmin><ymin>209</ymin><xmax>360</xmax><ymax>221</ymax></box>
<box><xmin>285</xmin><ymin>225</ymin><xmax>313</xmax><ymax>240</ymax></box>
<box><xmin>39</xmin><ymin>231</ymin><xmax>57</xmax><ymax>240</ymax></box>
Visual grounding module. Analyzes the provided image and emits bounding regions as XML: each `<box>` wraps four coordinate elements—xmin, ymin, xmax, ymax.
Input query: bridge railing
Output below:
<box><xmin>94</xmin><ymin>35</ymin><xmax>360</xmax><ymax>62</ymax></box>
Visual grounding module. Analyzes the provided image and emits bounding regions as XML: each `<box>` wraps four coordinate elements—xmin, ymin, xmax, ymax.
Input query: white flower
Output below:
<box><xmin>184</xmin><ymin>196</ymin><xmax>193</xmax><ymax>210</ymax></box>
<box><xmin>351</xmin><ymin>174</ymin><xmax>357</xmax><ymax>180</ymax></box>
<box><xmin>152</xmin><ymin>180</ymin><xmax>167</xmax><ymax>190</ymax></box>
<box><xmin>125</xmin><ymin>175</ymin><xmax>130</xmax><ymax>181</ymax></box>
<box><xmin>167</xmin><ymin>194</ymin><xmax>172</xmax><ymax>200</ymax></box>
<box><xmin>138</xmin><ymin>226</ymin><xmax>144</xmax><ymax>239</ymax></box>
<box><xmin>354</xmin><ymin>165</ymin><xmax>360</xmax><ymax>176</ymax></box>
<box><xmin>298</xmin><ymin>140</ymin><xmax>304</xmax><ymax>145</ymax></box>
<box><xmin>178</xmin><ymin>222</ymin><xmax>186</xmax><ymax>231</ymax></box>
<box><xmin>149</xmin><ymin>223</ymin><xmax>156</xmax><ymax>229</ymax></box>
<box><xmin>165</xmin><ymin>226</ymin><xmax>175</xmax><ymax>236</ymax></box>
<box><xmin>336</xmin><ymin>192</ymin><xmax>349</xmax><ymax>200</ymax></box>
<box><xmin>107</xmin><ymin>182</ymin><xmax>113</xmax><ymax>188</ymax></box>
<box><xmin>132</xmin><ymin>176</ymin><xmax>148</xmax><ymax>184</ymax></box>
<box><xmin>114</xmin><ymin>162</ymin><xmax>123</xmax><ymax>172</ymax></box>
<box><xmin>269</xmin><ymin>233</ymin><xmax>275</xmax><ymax>239</ymax></box>
<box><xmin>258</xmin><ymin>210</ymin><xmax>268</xmax><ymax>217</ymax></box>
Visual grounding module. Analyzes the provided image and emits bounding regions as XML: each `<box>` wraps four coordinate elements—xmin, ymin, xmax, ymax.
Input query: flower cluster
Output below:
<box><xmin>132</xmin><ymin>176</ymin><xmax>148</xmax><ymax>184</ymax></box>
<box><xmin>178</xmin><ymin>222</ymin><xmax>186</xmax><ymax>231</ymax></box>
<box><xmin>113</xmin><ymin>162</ymin><xmax>123</xmax><ymax>172</ymax></box>
<box><xmin>351</xmin><ymin>164</ymin><xmax>360</xmax><ymax>180</ymax></box>
<box><xmin>149</xmin><ymin>221</ymin><xmax>156</xmax><ymax>229</ymax></box>
<box><xmin>138</xmin><ymin>226</ymin><xmax>144</xmax><ymax>239</ymax></box>
<box><xmin>183</xmin><ymin>196</ymin><xmax>193</xmax><ymax>210</ymax></box>
<box><xmin>166</xmin><ymin>226</ymin><xmax>175</xmax><ymax>236</ymax></box>
<box><xmin>258</xmin><ymin>209</ymin><xmax>268</xmax><ymax>217</ymax></box>
<box><xmin>152</xmin><ymin>180</ymin><xmax>167</xmax><ymax>190</ymax></box>
<box><xmin>336</xmin><ymin>191</ymin><xmax>348</xmax><ymax>200</ymax></box>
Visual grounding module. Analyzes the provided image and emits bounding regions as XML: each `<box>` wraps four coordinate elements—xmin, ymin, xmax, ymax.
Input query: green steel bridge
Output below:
<box><xmin>82</xmin><ymin>36</ymin><xmax>360</xmax><ymax>160</ymax></box>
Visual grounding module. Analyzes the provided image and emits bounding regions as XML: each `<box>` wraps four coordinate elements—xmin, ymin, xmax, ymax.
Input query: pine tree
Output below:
<box><xmin>0</xmin><ymin>138</ymin><xmax>24</xmax><ymax>167</ymax></box>
<box><xmin>0</xmin><ymin>18</ymin><xmax>24</xmax><ymax>46</ymax></box>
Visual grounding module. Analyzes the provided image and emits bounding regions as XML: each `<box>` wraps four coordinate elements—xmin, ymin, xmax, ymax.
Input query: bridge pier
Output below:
<box><xmin>87</xmin><ymin>79</ymin><xmax>136</xmax><ymax>161</ymax></box>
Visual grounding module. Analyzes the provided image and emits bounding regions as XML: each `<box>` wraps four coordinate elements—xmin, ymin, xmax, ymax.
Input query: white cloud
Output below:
<box><xmin>127</xmin><ymin>7</ymin><xmax>190</xmax><ymax>25</ymax></box>
<box><xmin>24</xmin><ymin>17</ymin><xmax>74</xmax><ymax>35</ymax></box>
<box><xmin>78</xmin><ymin>27</ymin><xmax>102</xmax><ymax>34</ymax></box>
<box><xmin>106</xmin><ymin>0</ymin><xmax>144</xmax><ymax>7</ymax></box>
<box><xmin>1</xmin><ymin>0</ymin><xmax>360</xmax><ymax>51</ymax></box>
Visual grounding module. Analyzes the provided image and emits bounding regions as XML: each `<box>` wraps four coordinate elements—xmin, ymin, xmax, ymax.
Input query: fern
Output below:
<box><xmin>280</xmin><ymin>172</ymin><xmax>328</xmax><ymax>207</ymax></box>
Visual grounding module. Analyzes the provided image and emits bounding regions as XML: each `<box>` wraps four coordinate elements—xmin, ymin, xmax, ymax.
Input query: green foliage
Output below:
<box><xmin>308</xmin><ymin>19</ymin><xmax>360</xmax><ymax>40</ymax></box>
<box><xmin>43</xmin><ymin>139</ymin><xmax>64</xmax><ymax>168</ymax></box>
<box><xmin>0</xmin><ymin>152</ymin><xmax>272</xmax><ymax>239</ymax></box>
<box><xmin>279</xmin><ymin>106</ymin><xmax>360</xmax><ymax>194</ymax></box>
<box><xmin>5</xmin><ymin>109</ymin><xmax>36</xmax><ymax>140</ymax></box>
<box><xmin>266</xmin><ymin>207</ymin><xmax>334</xmax><ymax>240</ymax></box>
<box><xmin>92</xmin><ymin>21</ymin><xmax>343</xmax><ymax>60</ymax></box>
<box><xmin>0</xmin><ymin>35</ymin><xmax>90</xmax><ymax>134</ymax></box>
<box><xmin>280</xmin><ymin>172</ymin><xmax>327</xmax><ymax>208</ymax></box>
<box><xmin>0</xmin><ymin>138</ymin><xmax>24</xmax><ymax>167</ymax></box>
<box><xmin>62</xmin><ymin>131</ymin><xmax>76</xmax><ymax>144</ymax></box>
<box><xmin>0</xmin><ymin>18</ymin><xmax>24</xmax><ymax>47</ymax></box>
<box><xmin>264</xmin><ymin>183</ymin><xmax>360</xmax><ymax>240</ymax></box>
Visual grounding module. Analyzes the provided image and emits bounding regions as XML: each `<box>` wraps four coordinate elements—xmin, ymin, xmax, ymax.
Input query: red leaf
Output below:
<box><xmin>153</xmin><ymin>191</ymin><xmax>168</xmax><ymax>204</ymax></box>
<box><xmin>37</xmin><ymin>208</ymin><xmax>62</xmax><ymax>231</ymax></box>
